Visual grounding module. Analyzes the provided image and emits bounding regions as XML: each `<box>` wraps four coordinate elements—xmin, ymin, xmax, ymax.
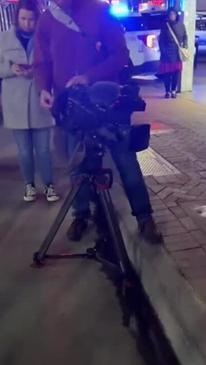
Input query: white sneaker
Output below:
<box><xmin>44</xmin><ymin>185</ymin><xmax>60</xmax><ymax>202</ymax></box>
<box><xmin>24</xmin><ymin>184</ymin><xmax>37</xmax><ymax>202</ymax></box>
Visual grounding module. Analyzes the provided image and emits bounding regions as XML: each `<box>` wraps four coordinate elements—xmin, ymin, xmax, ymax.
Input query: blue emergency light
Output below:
<box><xmin>110</xmin><ymin>3</ymin><xmax>130</xmax><ymax>17</ymax></box>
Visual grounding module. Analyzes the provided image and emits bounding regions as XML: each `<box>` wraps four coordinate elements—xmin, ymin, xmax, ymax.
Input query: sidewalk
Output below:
<box><xmin>1</xmin><ymin>84</ymin><xmax>206</xmax><ymax>364</ymax></box>
<box><xmin>115</xmin><ymin>84</ymin><xmax>206</xmax><ymax>365</ymax></box>
<box><xmin>0</xmin><ymin>129</ymin><xmax>143</xmax><ymax>365</ymax></box>
<box><xmin>141</xmin><ymin>85</ymin><xmax>206</xmax><ymax>301</ymax></box>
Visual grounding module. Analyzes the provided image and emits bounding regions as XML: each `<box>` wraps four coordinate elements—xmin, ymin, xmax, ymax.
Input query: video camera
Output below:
<box><xmin>52</xmin><ymin>81</ymin><xmax>150</xmax><ymax>153</ymax></box>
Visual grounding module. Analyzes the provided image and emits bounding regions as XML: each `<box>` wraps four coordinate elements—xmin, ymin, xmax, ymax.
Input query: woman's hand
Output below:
<box><xmin>11</xmin><ymin>63</ymin><xmax>33</xmax><ymax>78</ymax></box>
<box><xmin>11</xmin><ymin>63</ymin><xmax>25</xmax><ymax>76</ymax></box>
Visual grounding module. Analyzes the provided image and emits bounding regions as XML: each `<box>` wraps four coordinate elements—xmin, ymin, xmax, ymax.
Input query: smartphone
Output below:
<box><xmin>18</xmin><ymin>64</ymin><xmax>32</xmax><ymax>70</ymax></box>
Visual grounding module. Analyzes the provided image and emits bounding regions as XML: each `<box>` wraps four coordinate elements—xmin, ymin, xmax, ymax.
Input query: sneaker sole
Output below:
<box><xmin>46</xmin><ymin>196</ymin><xmax>60</xmax><ymax>202</ymax></box>
<box><xmin>24</xmin><ymin>196</ymin><xmax>37</xmax><ymax>202</ymax></box>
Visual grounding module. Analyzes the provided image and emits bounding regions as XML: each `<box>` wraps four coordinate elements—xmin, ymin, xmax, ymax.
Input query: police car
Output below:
<box><xmin>109</xmin><ymin>0</ymin><xmax>169</xmax><ymax>75</ymax></box>
<box><xmin>122</xmin><ymin>15</ymin><xmax>161</xmax><ymax>74</ymax></box>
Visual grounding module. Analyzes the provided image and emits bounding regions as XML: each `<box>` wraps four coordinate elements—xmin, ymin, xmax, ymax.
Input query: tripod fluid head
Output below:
<box><xmin>53</xmin><ymin>82</ymin><xmax>150</xmax><ymax>159</ymax></box>
<box><xmin>52</xmin><ymin>81</ymin><xmax>146</xmax><ymax>132</ymax></box>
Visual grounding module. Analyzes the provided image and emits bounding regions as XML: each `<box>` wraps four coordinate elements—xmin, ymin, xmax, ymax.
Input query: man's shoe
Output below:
<box><xmin>139</xmin><ymin>217</ymin><xmax>163</xmax><ymax>245</ymax></box>
<box><xmin>67</xmin><ymin>218</ymin><xmax>88</xmax><ymax>241</ymax></box>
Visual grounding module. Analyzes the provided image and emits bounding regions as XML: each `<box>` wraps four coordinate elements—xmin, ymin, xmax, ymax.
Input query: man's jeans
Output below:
<box><xmin>13</xmin><ymin>128</ymin><xmax>53</xmax><ymax>186</ymax></box>
<box><xmin>68</xmin><ymin>132</ymin><xmax>152</xmax><ymax>222</ymax></box>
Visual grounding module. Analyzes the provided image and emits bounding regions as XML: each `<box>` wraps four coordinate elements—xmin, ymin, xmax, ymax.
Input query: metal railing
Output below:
<box><xmin>0</xmin><ymin>2</ymin><xmax>16</xmax><ymax>32</ymax></box>
<box><xmin>0</xmin><ymin>0</ymin><xmax>51</xmax><ymax>32</ymax></box>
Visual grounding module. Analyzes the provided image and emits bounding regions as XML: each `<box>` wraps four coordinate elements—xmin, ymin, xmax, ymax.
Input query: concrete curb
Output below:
<box><xmin>112</xmin><ymin>182</ymin><xmax>206</xmax><ymax>365</ymax></box>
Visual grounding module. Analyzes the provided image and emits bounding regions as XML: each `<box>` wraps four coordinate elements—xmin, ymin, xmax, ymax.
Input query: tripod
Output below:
<box><xmin>33</xmin><ymin>133</ymin><xmax>134</xmax><ymax>281</ymax></box>
<box><xmin>32</xmin><ymin>132</ymin><xmax>145</xmax><ymax>327</ymax></box>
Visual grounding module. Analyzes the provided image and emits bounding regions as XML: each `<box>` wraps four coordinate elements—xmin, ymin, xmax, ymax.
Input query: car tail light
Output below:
<box><xmin>138</xmin><ymin>34</ymin><xmax>157</xmax><ymax>48</ymax></box>
<box><xmin>146</xmin><ymin>34</ymin><xmax>156</xmax><ymax>48</ymax></box>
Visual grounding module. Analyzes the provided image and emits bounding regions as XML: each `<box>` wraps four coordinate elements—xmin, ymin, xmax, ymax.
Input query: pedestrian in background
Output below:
<box><xmin>0</xmin><ymin>0</ymin><xmax>59</xmax><ymax>202</ymax></box>
<box><xmin>159</xmin><ymin>7</ymin><xmax>188</xmax><ymax>99</ymax></box>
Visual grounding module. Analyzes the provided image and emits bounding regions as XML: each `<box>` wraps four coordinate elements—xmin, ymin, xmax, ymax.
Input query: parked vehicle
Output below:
<box><xmin>110</xmin><ymin>0</ymin><xmax>202</xmax><ymax>74</ymax></box>
<box><xmin>196</xmin><ymin>13</ymin><xmax>206</xmax><ymax>54</ymax></box>
<box><xmin>110</xmin><ymin>0</ymin><xmax>174</xmax><ymax>74</ymax></box>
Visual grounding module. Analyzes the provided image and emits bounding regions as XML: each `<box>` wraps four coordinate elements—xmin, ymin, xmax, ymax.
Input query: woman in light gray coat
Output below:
<box><xmin>0</xmin><ymin>0</ymin><xmax>59</xmax><ymax>202</ymax></box>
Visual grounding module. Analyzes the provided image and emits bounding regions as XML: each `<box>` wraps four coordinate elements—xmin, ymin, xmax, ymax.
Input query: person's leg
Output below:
<box><xmin>13</xmin><ymin>129</ymin><xmax>36</xmax><ymax>201</ymax></box>
<box><xmin>194</xmin><ymin>44</ymin><xmax>198</xmax><ymax>69</ymax></box>
<box><xmin>67</xmin><ymin>132</ymin><xmax>91</xmax><ymax>241</ymax></box>
<box><xmin>163</xmin><ymin>73</ymin><xmax>171</xmax><ymax>97</ymax></box>
<box><xmin>68</xmin><ymin>132</ymin><xmax>91</xmax><ymax>219</ymax></box>
<box><xmin>171</xmin><ymin>71</ymin><xmax>180</xmax><ymax>97</ymax></box>
<box><xmin>53</xmin><ymin>126</ymin><xmax>68</xmax><ymax>166</ymax></box>
<box><xmin>110</xmin><ymin>140</ymin><xmax>162</xmax><ymax>244</ymax></box>
<box><xmin>33</xmin><ymin>128</ymin><xmax>59</xmax><ymax>201</ymax></box>
<box><xmin>110</xmin><ymin>142</ymin><xmax>152</xmax><ymax>220</ymax></box>
<box><xmin>33</xmin><ymin>128</ymin><xmax>53</xmax><ymax>186</ymax></box>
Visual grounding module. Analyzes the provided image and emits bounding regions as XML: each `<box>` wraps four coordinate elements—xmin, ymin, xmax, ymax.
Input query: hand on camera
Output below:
<box><xmin>66</xmin><ymin>74</ymin><xmax>89</xmax><ymax>88</ymax></box>
<box><xmin>40</xmin><ymin>89</ymin><xmax>54</xmax><ymax>109</ymax></box>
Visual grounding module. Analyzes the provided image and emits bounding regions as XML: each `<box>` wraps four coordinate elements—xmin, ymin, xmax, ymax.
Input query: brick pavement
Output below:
<box><xmin>136</xmin><ymin>89</ymin><xmax>206</xmax><ymax>304</ymax></box>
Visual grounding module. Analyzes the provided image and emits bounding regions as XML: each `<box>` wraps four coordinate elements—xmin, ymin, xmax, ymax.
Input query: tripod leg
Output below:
<box><xmin>98</xmin><ymin>189</ymin><xmax>133</xmax><ymax>278</ymax></box>
<box><xmin>97</xmin><ymin>189</ymin><xmax>138</xmax><ymax>328</ymax></box>
<box><xmin>33</xmin><ymin>179</ymin><xmax>86</xmax><ymax>264</ymax></box>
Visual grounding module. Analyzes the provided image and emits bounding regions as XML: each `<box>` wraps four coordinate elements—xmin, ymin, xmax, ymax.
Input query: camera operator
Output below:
<box><xmin>34</xmin><ymin>0</ymin><xmax>163</xmax><ymax>245</ymax></box>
